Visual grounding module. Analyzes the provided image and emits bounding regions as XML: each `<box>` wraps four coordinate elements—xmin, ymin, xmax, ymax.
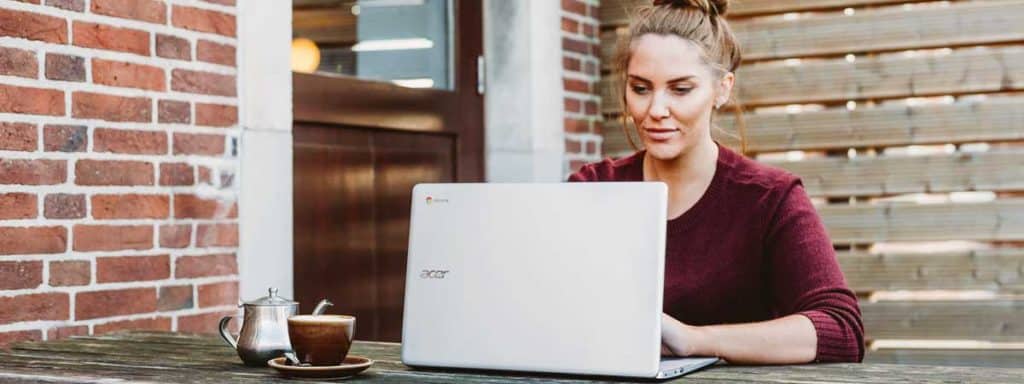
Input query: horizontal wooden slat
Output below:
<box><xmin>838</xmin><ymin>249</ymin><xmax>1024</xmax><ymax>293</ymax></box>
<box><xmin>601</xmin><ymin>96</ymin><xmax>1024</xmax><ymax>154</ymax></box>
<box><xmin>601</xmin><ymin>1</ymin><xmax>1024</xmax><ymax>64</ymax></box>
<box><xmin>862</xmin><ymin>300</ymin><xmax>1024</xmax><ymax>342</ymax></box>
<box><xmin>820</xmin><ymin>199</ymin><xmax>1024</xmax><ymax>243</ymax></box>
<box><xmin>293</xmin><ymin>8</ymin><xmax>356</xmax><ymax>45</ymax></box>
<box><xmin>601</xmin><ymin>0</ymin><xmax>928</xmax><ymax>25</ymax></box>
<box><xmin>764</xmin><ymin>149</ymin><xmax>1024</xmax><ymax>198</ymax></box>
<box><xmin>600</xmin><ymin>45</ymin><xmax>1024</xmax><ymax>108</ymax></box>
<box><xmin>866</xmin><ymin>348</ymin><xmax>1024</xmax><ymax>368</ymax></box>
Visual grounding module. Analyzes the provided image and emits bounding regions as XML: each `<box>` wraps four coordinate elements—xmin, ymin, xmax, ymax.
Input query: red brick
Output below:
<box><xmin>155</xmin><ymin>34</ymin><xmax>191</xmax><ymax>61</ymax></box>
<box><xmin>72</xmin><ymin>92</ymin><xmax>151</xmax><ymax>123</ymax></box>
<box><xmin>47</xmin><ymin>326</ymin><xmax>88</xmax><ymax>341</ymax></box>
<box><xmin>197</xmin><ymin>166</ymin><xmax>212</xmax><ymax>185</ymax></box>
<box><xmin>45</xmin><ymin>53</ymin><xmax>86</xmax><ymax>82</ymax></box>
<box><xmin>565</xmin><ymin>98</ymin><xmax>581</xmax><ymax>113</ymax></box>
<box><xmin>92</xmin><ymin>59</ymin><xmax>166</xmax><ymax>92</ymax></box>
<box><xmin>198</xmin><ymin>281</ymin><xmax>237</xmax><ymax>308</ymax></box>
<box><xmin>0</xmin><ymin>228</ymin><xmax>64</xmax><ymax>255</ymax></box>
<box><xmin>160</xmin><ymin>163</ymin><xmax>194</xmax><ymax>186</ymax></box>
<box><xmin>159</xmin><ymin>224</ymin><xmax>191</xmax><ymax>248</ymax></box>
<box><xmin>0</xmin><ymin>47</ymin><xmax>37</xmax><ymax>78</ymax></box>
<box><xmin>171</xmin><ymin>69</ymin><xmax>236</xmax><ymax>97</ymax></box>
<box><xmin>586</xmin><ymin>141</ymin><xmax>597</xmax><ymax>154</ymax></box>
<box><xmin>72</xmin><ymin>22</ymin><xmax>149</xmax><ymax>56</ymax></box>
<box><xmin>91</xmin><ymin>194</ymin><xmax>170</xmax><ymax>219</ymax></box>
<box><xmin>584</xmin><ymin>61</ymin><xmax>597</xmax><ymax>76</ymax></box>
<box><xmin>97</xmin><ymin>255</ymin><xmax>170</xmax><ymax>283</ymax></box>
<box><xmin>196</xmin><ymin>39</ymin><xmax>235</xmax><ymax>67</ymax></box>
<box><xmin>95</xmin><ymin>317</ymin><xmax>172</xmax><ymax>335</ymax></box>
<box><xmin>587</xmin><ymin>4</ymin><xmax>599</xmax><ymax>19</ymax></box>
<box><xmin>73</xmin><ymin>225</ymin><xmax>153</xmax><ymax>252</ymax></box>
<box><xmin>564</xmin><ymin>78</ymin><xmax>589</xmax><ymax>93</ymax></box>
<box><xmin>158</xmin><ymin>285</ymin><xmax>194</xmax><ymax>311</ymax></box>
<box><xmin>174</xmin><ymin>194</ymin><xmax>235</xmax><ymax>219</ymax></box>
<box><xmin>44</xmin><ymin>193</ymin><xmax>86</xmax><ymax>219</ymax></box>
<box><xmin>91</xmin><ymin>0</ymin><xmax>167</xmax><ymax>24</ymax></box>
<box><xmin>49</xmin><ymin>260</ymin><xmax>90</xmax><ymax>286</ymax></box>
<box><xmin>0</xmin><ymin>293</ymin><xmax>69</xmax><ymax>325</ymax></box>
<box><xmin>158</xmin><ymin>100</ymin><xmax>190</xmax><ymax>124</ymax></box>
<box><xmin>0</xmin><ymin>159</ymin><xmax>66</xmax><ymax>185</ymax></box>
<box><xmin>178</xmin><ymin>310</ymin><xmax>235</xmax><ymax>334</ymax></box>
<box><xmin>585</xmin><ymin>100</ymin><xmax>598</xmax><ymax>115</ymax></box>
<box><xmin>46</xmin><ymin>0</ymin><xmax>85</xmax><ymax>12</ymax></box>
<box><xmin>562</xmin><ymin>37</ymin><xmax>588</xmax><ymax>55</ymax></box>
<box><xmin>561</xmin><ymin>17</ymin><xmax>579</xmax><ymax>34</ymax></box>
<box><xmin>583</xmin><ymin>23</ymin><xmax>597</xmax><ymax>38</ymax></box>
<box><xmin>173</xmin><ymin>133</ymin><xmax>224</xmax><ymax>156</ymax></box>
<box><xmin>0</xmin><ymin>8</ymin><xmax>68</xmax><ymax>44</ymax></box>
<box><xmin>94</xmin><ymin>128</ymin><xmax>167</xmax><ymax>155</ymax></box>
<box><xmin>0</xmin><ymin>84</ymin><xmax>65</xmax><ymax>116</ymax></box>
<box><xmin>43</xmin><ymin>125</ymin><xmax>87</xmax><ymax>152</ymax></box>
<box><xmin>75</xmin><ymin>160</ymin><xmax>154</xmax><ymax>186</ymax></box>
<box><xmin>0</xmin><ymin>193</ymin><xmax>36</xmax><ymax>219</ymax></box>
<box><xmin>561</xmin><ymin>0</ymin><xmax>586</xmax><ymax>14</ymax></box>
<box><xmin>172</xmin><ymin>5</ymin><xmax>236</xmax><ymax>37</ymax></box>
<box><xmin>563</xmin><ymin>56</ymin><xmax>581</xmax><ymax>72</ymax></box>
<box><xmin>195</xmin><ymin>103</ymin><xmax>237</xmax><ymax>127</ymax></box>
<box><xmin>564</xmin><ymin>118</ymin><xmax>590</xmax><ymax>134</ymax></box>
<box><xmin>196</xmin><ymin>223</ymin><xmax>237</xmax><ymax>247</ymax></box>
<box><xmin>565</xmin><ymin>139</ymin><xmax>582</xmax><ymax>154</ymax></box>
<box><xmin>0</xmin><ymin>330</ymin><xmax>42</xmax><ymax>348</ymax></box>
<box><xmin>0</xmin><ymin>122</ymin><xmax>36</xmax><ymax>151</ymax></box>
<box><xmin>75</xmin><ymin>288</ymin><xmax>157</xmax><ymax>320</ymax></box>
<box><xmin>0</xmin><ymin>261</ymin><xmax>42</xmax><ymax>290</ymax></box>
<box><xmin>175</xmin><ymin>253</ymin><xmax>236</xmax><ymax>278</ymax></box>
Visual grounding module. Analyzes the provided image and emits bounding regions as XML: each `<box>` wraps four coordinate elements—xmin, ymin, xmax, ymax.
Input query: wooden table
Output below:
<box><xmin>0</xmin><ymin>332</ymin><xmax>1021</xmax><ymax>383</ymax></box>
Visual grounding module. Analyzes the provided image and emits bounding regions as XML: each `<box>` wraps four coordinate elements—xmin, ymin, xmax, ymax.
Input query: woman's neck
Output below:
<box><xmin>644</xmin><ymin>137</ymin><xmax>719</xmax><ymax>187</ymax></box>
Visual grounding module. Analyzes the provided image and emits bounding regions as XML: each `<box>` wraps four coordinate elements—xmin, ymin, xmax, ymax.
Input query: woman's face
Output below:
<box><xmin>625</xmin><ymin>33</ymin><xmax>732</xmax><ymax>160</ymax></box>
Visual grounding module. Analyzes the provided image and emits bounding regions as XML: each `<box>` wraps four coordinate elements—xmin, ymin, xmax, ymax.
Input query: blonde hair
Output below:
<box><xmin>614</xmin><ymin>0</ymin><xmax>747</xmax><ymax>154</ymax></box>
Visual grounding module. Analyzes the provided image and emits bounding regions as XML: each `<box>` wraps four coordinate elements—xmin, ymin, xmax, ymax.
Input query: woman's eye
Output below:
<box><xmin>630</xmin><ymin>85</ymin><xmax>649</xmax><ymax>94</ymax></box>
<box><xmin>672</xmin><ymin>88</ymin><xmax>692</xmax><ymax>95</ymax></box>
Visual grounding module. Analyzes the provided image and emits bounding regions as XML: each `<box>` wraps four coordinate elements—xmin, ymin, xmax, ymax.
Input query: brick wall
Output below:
<box><xmin>562</xmin><ymin>0</ymin><xmax>602</xmax><ymax>175</ymax></box>
<box><xmin>0</xmin><ymin>0</ymin><xmax>240</xmax><ymax>347</ymax></box>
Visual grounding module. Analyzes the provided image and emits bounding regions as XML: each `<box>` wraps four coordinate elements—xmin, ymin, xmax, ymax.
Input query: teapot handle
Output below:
<box><xmin>218</xmin><ymin>315</ymin><xmax>238</xmax><ymax>349</ymax></box>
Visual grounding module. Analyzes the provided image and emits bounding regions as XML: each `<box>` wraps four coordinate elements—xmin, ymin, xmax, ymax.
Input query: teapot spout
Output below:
<box><xmin>311</xmin><ymin>299</ymin><xmax>333</xmax><ymax>315</ymax></box>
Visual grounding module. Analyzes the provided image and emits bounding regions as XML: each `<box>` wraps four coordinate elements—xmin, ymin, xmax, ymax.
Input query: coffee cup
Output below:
<box><xmin>287</xmin><ymin>314</ymin><xmax>356</xmax><ymax>366</ymax></box>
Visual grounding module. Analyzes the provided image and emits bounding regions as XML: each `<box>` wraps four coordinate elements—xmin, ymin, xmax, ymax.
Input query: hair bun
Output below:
<box><xmin>652</xmin><ymin>0</ymin><xmax>728</xmax><ymax>16</ymax></box>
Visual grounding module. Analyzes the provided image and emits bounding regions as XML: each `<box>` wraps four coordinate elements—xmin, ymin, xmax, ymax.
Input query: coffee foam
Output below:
<box><xmin>289</xmin><ymin>315</ymin><xmax>354</xmax><ymax>324</ymax></box>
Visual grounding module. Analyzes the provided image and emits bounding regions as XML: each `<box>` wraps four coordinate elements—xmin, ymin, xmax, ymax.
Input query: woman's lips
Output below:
<box><xmin>644</xmin><ymin>128</ymin><xmax>678</xmax><ymax>142</ymax></box>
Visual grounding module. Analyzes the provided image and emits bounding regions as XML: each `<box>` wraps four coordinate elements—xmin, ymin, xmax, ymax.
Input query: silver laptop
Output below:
<box><xmin>401</xmin><ymin>182</ymin><xmax>719</xmax><ymax>379</ymax></box>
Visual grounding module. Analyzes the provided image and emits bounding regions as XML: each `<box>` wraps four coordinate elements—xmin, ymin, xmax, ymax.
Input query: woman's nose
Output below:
<box><xmin>648</xmin><ymin>92</ymin><xmax>670</xmax><ymax>119</ymax></box>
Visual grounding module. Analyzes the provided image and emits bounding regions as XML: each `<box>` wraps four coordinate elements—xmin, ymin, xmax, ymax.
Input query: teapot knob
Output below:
<box><xmin>269</xmin><ymin>287</ymin><xmax>278</xmax><ymax>297</ymax></box>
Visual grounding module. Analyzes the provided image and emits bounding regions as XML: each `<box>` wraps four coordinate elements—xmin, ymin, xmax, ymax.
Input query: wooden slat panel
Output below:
<box><xmin>764</xmin><ymin>150</ymin><xmax>1024</xmax><ymax>198</ymax></box>
<box><xmin>601</xmin><ymin>96</ymin><xmax>1024</xmax><ymax>154</ymax></box>
<box><xmin>866</xmin><ymin>348</ymin><xmax>1024</xmax><ymax>368</ymax></box>
<box><xmin>601</xmin><ymin>1</ymin><xmax>1024</xmax><ymax>64</ymax></box>
<box><xmin>601</xmin><ymin>0</ymin><xmax>928</xmax><ymax>25</ymax></box>
<box><xmin>838</xmin><ymin>249</ymin><xmax>1024</xmax><ymax>293</ymax></box>
<box><xmin>600</xmin><ymin>45</ymin><xmax>1024</xmax><ymax>108</ymax></box>
<box><xmin>820</xmin><ymin>199</ymin><xmax>1024</xmax><ymax>243</ymax></box>
<box><xmin>861</xmin><ymin>300</ymin><xmax>1024</xmax><ymax>342</ymax></box>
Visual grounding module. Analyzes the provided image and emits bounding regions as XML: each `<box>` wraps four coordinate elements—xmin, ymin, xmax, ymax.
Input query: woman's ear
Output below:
<box><xmin>716</xmin><ymin>72</ymin><xmax>735</xmax><ymax>107</ymax></box>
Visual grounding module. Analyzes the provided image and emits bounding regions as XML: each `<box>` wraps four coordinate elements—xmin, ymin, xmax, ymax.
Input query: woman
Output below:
<box><xmin>568</xmin><ymin>0</ymin><xmax>864</xmax><ymax>364</ymax></box>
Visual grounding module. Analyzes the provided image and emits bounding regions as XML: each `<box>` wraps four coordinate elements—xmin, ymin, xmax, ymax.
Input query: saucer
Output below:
<box><xmin>267</xmin><ymin>355</ymin><xmax>373</xmax><ymax>379</ymax></box>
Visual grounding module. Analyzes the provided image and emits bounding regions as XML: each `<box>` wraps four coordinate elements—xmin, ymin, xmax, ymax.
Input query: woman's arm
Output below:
<box><xmin>661</xmin><ymin>313</ymin><xmax>817</xmax><ymax>364</ymax></box>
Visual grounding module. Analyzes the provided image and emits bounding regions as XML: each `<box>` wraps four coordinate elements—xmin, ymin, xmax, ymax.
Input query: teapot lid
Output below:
<box><xmin>245</xmin><ymin>287</ymin><xmax>298</xmax><ymax>306</ymax></box>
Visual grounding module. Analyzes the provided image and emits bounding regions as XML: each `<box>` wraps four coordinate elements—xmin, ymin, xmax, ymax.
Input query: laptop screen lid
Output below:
<box><xmin>402</xmin><ymin>182</ymin><xmax>668</xmax><ymax>378</ymax></box>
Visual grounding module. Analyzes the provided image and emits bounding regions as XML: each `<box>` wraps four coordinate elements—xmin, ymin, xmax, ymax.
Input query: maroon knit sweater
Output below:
<box><xmin>568</xmin><ymin>144</ymin><xmax>864</xmax><ymax>363</ymax></box>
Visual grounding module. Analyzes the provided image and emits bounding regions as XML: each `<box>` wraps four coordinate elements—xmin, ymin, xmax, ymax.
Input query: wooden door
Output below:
<box><xmin>292</xmin><ymin>0</ymin><xmax>483</xmax><ymax>342</ymax></box>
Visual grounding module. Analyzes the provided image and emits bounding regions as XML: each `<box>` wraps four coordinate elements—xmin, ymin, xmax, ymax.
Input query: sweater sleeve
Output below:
<box><xmin>764</xmin><ymin>180</ymin><xmax>865</xmax><ymax>363</ymax></box>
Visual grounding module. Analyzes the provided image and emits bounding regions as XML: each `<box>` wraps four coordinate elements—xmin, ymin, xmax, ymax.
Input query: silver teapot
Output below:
<box><xmin>218</xmin><ymin>287</ymin><xmax>332</xmax><ymax>366</ymax></box>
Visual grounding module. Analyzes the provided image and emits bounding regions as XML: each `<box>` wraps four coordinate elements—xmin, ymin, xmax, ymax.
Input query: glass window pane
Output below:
<box><xmin>292</xmin><ymin>0</ymin><xmax>454</xmax><ymax>90</ymax></box>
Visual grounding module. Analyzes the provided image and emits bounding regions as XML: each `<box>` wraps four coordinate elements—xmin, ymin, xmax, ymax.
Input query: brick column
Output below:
<box><xmin>0</xmin><ymin>0</ymin><xmax>240</xmax><ymax>345</ymax></box>
<box><xmin>561</xmin><ymin>0</ymin><xmax>602</xmax><ymax>175</ymax></box>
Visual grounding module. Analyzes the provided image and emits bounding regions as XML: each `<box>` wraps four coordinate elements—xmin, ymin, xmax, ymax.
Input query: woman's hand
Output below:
<box><xmin>661</xmin><ymin>313</ymin><xmax>710</xmax><ymax>357</ymax></box>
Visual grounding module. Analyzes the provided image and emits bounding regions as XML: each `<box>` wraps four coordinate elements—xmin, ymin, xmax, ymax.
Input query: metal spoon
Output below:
<box><xmin>311</xmin><ymin>299</ymin><xmax>334</xmax><ymax>315</ymax></box>
<box><xmin>283</xmin><ymin>351</ymin><xmax>310</xmax><ymax>367</ymax></box>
